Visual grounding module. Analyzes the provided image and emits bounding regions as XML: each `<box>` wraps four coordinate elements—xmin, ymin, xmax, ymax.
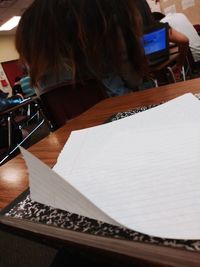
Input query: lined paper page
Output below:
<box><xmin>53</xmin><ymin>93</ymin><xmax>200</xmax><ymax>239</ymax></box>
<box><xmin>20</xmin><ymin>147</ymin><xmax>118</xmax><ymax>226</ymax></box>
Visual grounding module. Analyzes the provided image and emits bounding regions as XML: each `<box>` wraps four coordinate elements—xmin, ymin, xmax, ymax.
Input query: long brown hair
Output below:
<box><xmin>16</xmin><ymin>0</ymin><xmax>146</xmax><ymax>86</ymax></box>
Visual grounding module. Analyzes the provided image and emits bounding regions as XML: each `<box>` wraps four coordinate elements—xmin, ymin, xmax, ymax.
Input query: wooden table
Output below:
<box><xmin>1</xmin><ymin>77</ymin><xmax>200</xmax><ymax>266</ymax></box>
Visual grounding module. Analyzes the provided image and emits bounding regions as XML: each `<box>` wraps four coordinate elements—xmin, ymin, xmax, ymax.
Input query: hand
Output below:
<box><xmin>16</xmin><ymin>93</ymin><xmax>24</xmax><ymax>100</ymax></box>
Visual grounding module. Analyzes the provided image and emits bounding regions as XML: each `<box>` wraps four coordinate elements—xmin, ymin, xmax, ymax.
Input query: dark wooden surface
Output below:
<box><xmin>1</xmin><ymin>78</ymin><xmax>200</xmax><ymax>266</ymax></box>
<box><xmin>1</xmin><ymin>211</ymin><xmax>200</xmax><ymax>267</ymax></box>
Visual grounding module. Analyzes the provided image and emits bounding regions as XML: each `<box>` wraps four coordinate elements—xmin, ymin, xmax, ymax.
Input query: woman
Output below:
<box><xmin>153</xmin><ymin>12</ymin><xmax>200</xmax><ymax>64</ymax></box>
<box><xmin>12</xmin><ymin>76</ymin><xmax>23</xmax><ymax>96</ymax></box>
<box><xmin>135</xmin><ymin>0</ymin><xmax>189</xmax><ymax>69</ymax></box>
<box><xmin>16</xmin><ymin>0</ymin><xmax>147</xmax><ymax>97</ymax></box>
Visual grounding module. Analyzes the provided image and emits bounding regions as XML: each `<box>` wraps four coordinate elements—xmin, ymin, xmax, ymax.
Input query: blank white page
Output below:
<box><xmin>53</xmin><ymin>93</ymin><xmax>200</xmax><ymax>239</ymax></box>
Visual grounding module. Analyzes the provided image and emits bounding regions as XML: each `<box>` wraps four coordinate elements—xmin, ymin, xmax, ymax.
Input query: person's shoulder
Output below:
<box><xmin>169</xmin><ymin>13</ymin><xmax>188</xmax><ymax>20</ymax></box>
<box><xmin>175</xmin><ymin>13</ymin><xmax>186</xmax><ymax>17</ymax></box>
<box><xmin>20</xmin><ymin>76</ymin><xmax>30</xmax><ymax>82</ymax></box>
<box><xmin>161</xmin><ymin>13</ymin><xmax>183</xmax><ymax>23</ymax></box>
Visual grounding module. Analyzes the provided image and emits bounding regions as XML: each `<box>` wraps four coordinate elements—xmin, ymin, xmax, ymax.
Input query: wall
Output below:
<box><xmin>147</xmin><ymin>0</ymin><xmax>161</xmax><ymax>11</ymax></box>
<box><xmin>0</xmin><ymin>63</ymin><xmax>12</xmax><ymax>96</ymax></box>
<box><xmin>0</xmin><ymin>35</ymin><xmax>19</xmax><ymax>63</ymax></box>
<box><xmin>159</xmin><ymin>0</ymin><xmax>200</xmax><ymax>24</ymax></box>
<box><xmin>0</xmin><ymin>35</ymin><xmax>19</xmax><ymax>95</ymax></box>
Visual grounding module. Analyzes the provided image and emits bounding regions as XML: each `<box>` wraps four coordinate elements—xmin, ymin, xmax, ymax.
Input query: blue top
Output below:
<box><xmin>38</xmin><ymin>67</ymin><xmax>133</xmax><ymax>97</ymax></box>
<box><xmin>20</xmin><ymin>76</ymin><xmax>36</xmax><ymax>97</ymax></box>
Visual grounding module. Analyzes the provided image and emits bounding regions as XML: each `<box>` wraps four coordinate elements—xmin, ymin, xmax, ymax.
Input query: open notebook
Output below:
<box><xmin>21</xmin><ymin>93</ymin><xmax>200</xmax><ymax>240</ymax></box>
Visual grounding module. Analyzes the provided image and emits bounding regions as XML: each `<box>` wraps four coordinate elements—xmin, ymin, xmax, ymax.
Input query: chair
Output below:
<box><xmin>39</xmin><ymin>79</ymin><xmax>108</xmax><ymax>130</ymax></box>
<box><xmin>0</xmin><ymin>97</ymin><xmax>47</xmax><ymax>165</ymax></box>
<box><xmin>193</xmin><ymin>24</ymin><xmax>200</xmax><ymax>36</ymax></box>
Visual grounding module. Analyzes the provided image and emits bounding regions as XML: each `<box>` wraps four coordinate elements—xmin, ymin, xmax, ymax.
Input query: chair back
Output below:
<box><xmin>40</xmin><ymin>79</ymin><xmax>108</xmax><ymax>130</ymax></box>
<box><xmin>193</xmin><ymin>24</ymin><xmax>200</xmax><ymax>36</ymax></box>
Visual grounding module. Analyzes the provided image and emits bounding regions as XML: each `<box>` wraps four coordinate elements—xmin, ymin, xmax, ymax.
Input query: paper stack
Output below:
<box><xmin>21</xmin><ymin>93</ymin><xmax>200</xmax><ymax>239</ymax></box>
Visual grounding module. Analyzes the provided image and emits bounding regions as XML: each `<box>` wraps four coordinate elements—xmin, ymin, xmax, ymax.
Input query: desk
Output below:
<box><xmin>0</xmin><ymin>96</ymin><xmax>38</xmax><ymax>148</ymax></box>
<box><xmin>150</xmin><ymin>46</ymin><xmax>182</xmax><ymax>84</ymax></box>
<box><xmin>1</xmin><ymin>78</ymin><xmax>200</xmax><ymax>266</ymax></box>
<box><xmin>150</xmin><ymin>47</ymin><xmax>179</xmax><ymax>72</ymax></box>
